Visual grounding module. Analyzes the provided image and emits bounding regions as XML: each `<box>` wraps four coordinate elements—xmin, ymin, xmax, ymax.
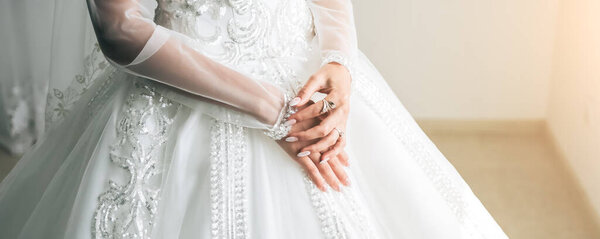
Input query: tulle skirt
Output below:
<box><xmin>0</xmin><ymin>52</ymin><xmax>507</xmax><ymax>239</ymax></box>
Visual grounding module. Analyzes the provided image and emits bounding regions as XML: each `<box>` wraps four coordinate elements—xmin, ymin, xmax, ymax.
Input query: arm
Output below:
<box><xmin>86</xmin><ymin>0</ymin><xmax>285</xmax><ymax>128</ymax></box>
<box><xmin>287</xmin><ymin>0</ymin><xmax>357</xmax><ymax>161</ymax></box>
<box><xmin>308</xmin><ymin>0</ymin><xmax>358</xmax><ymax>69</ymax></box>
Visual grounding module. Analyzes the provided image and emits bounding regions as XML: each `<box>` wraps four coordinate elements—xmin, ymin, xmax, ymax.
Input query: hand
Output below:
<box><xmin>287</xmin><ymin>62</ymin><xmax>352</xmax><ymax>162</ymax></box>
<box><xmin>277</xmin><ymin>116</ymin><xmax>350</xmax><ymax>192</ymax></box>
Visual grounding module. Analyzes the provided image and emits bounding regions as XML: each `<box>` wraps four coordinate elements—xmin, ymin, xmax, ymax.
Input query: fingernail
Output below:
<box><xmin>283</xmin><ymin>119</ymin><xmax>296</xmax><ymax>126</ymax></box>
<box><xmin>319</xmin><ymin>157</ymin><xmax>330</xmax><ymax>164</ymax></box>
<box><xmin>285</xmin><ymin>136</ymin><xmax>298</xmax><ymax>142</ymax></box>
<box><xmin>333</xmin><ymin>184</ymin><xmax>341</xmax><ymax>192</ymax></box>
<box><xmin>297</xmin><ymin>151</ymin><xmax>311</xmax><ymax>157</ymax></box>
<box><xmin>319</xmin><ymin>185</ymin><xmax>327</xmax><ymax>192</ymax></box>
<box><xmin>290</xmin><ymin>97</ymin><xmax>301</xmax><ymax>106</ymax></box>
<box><xmin>343</xmin><ymin>178</ymin><xmax>351</xmax><ymax>186</ymax></box>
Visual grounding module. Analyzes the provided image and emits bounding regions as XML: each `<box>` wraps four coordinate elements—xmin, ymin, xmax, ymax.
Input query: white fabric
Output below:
<box><xmin>0</xmin><ymin>0</ymin><xmax>508</xmax><ymax>238</ymax></box>
<box><xmin>87</xmin><ymin>0</ymin><xmax>287</xmax><ymax>128</ymax></box>
<box><xmin>0</xmin><ymin>0</ymin><xmax>54</xmax><ymax>154</ymax></box>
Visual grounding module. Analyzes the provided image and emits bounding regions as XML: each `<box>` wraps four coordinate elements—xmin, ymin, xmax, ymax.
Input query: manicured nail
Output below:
<box><xmin>285</xmin><ymin>137</ymin><xmax>298</xmax><ymax>142</ymax></box>
<box><xmin>319</xmin><ymin>157</ymin><xmax>330</xmax><ymax>164</ymax></box>
<box><xmin>333</xmin><ymin>184</ymin><xmax>341</xmax><ymax>192</ymax></box>
<box><xmin>297</xmin><ymin>151</ymin><xmax>311</xmax><ymax>157</ymax></box>
<box><xmin>343</xmin><ymin>177</ymin><xmax>351</xmax><ymax>186</ymax></box>
<box><xmin>289</xmin><ymin>97</ymin><xmax>301</xmax><ymax>106</ymax></box>
<box><xmin>283</xmin><ymin>119</ymin><xmax>296</xmax><ymax>126</ymax></box>
<box><xmin>319</xmin><ymin>185</ymin><xmax>327</xmax><ymax>192</ymax></box>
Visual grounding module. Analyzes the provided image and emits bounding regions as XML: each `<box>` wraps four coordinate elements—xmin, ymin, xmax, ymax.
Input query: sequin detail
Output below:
<box><xmin>209</xmin><ymin>121</ymin><xmax>249</xmax><ymax>239</ymax></box>
<box><xmin>92</xmin><ymin>80</ymin><xmax>178</xmax><ymax>239</ymax></box>
<box><xmin>155</xmin><ymin>0</ymin><xmax>314</xmax><ymax>86</ymax></box>
<box><xmin>303</xmin><ymin>176</ymin><xmax>376</xmax><ymax>238</ymax></box>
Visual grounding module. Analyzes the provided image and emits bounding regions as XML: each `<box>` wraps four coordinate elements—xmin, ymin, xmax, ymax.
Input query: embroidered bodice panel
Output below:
<box><xmin>155</xmin><ymin>0</ymin><xmax>315</xmax><ymax>82</ymax></box>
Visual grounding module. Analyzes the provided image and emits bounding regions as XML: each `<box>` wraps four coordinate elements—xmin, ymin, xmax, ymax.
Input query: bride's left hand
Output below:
<box><xmin>286</xmin><ymin>62</ymin><xmax>351</xmax><ymax>163</ymax></box>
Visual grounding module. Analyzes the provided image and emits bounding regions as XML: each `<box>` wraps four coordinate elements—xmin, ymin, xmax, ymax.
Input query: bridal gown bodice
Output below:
<box><xmin>156</xmin><ymin>0</ymin><xmax>315</xmax><ymax>73</ymax></box>
<box><xmin>0</xmin><ymin>0</ymin><xmax>509</xmax><ymax>238</ymax></box>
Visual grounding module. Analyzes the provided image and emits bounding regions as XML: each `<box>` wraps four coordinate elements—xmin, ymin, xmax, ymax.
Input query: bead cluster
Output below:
<box><xmin>209</xmin><ymin>121</ymin><xmax>249</xmax><ymax>239</ymax></box>
<box><xmin>92</xmin><ymin>80</ymin><xmax>179</xmax><ymax>239</ymax></box>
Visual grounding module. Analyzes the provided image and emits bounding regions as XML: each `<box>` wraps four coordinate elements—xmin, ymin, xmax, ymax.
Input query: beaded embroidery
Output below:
<box><xmin>209</xmin><ymin>121</ymin><xmax>249</xmax><ymax>238</ymax></box>
<box><xmin>92</xmin><ymin>80</ymin><xmax>179</xmax><ymax>239</ymax></box>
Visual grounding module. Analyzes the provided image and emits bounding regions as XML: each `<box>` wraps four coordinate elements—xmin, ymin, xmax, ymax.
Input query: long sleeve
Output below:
<box><xmin>85</xmin><ymin>0</ymin><xmax>287</xmax><ymax>128</ymax></box>
<box><xmin>307</xmin><ymin>0</ymin><xmax>358</xmax><ymax>69</ymax></box>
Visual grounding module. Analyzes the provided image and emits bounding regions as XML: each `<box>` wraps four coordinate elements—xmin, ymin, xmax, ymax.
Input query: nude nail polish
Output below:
<box><xmin>283</xmin><ymin>119</ymin><xmax>296</xmax><ymax>126</ymax></box>
<box><xmin>285</xmin><ymin>137</ymin><xmax>298</xmax><ymax>142</ymax></box>
<box><xmin>297</xmin><ymin>151</ymin><xmax>310</xmax><ymax>157</ymax></box>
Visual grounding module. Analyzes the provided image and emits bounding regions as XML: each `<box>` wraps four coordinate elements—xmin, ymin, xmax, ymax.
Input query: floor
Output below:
<box><xmin>0</xmin><ymin>121</ymin><xmax>599</xmax><ymax>238</ymax></box>
<box><xmin>420</xmin><ymin>120</ymin><xmax>600</xmax><ymax>239</ymax></box>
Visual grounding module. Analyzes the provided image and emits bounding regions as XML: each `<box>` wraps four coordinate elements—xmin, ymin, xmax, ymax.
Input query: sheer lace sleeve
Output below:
<box><xmin>85</xmin><ymin>0</ymin><xmax>288</xmax><ymax>129</ymax></box>
<box><xmin>307</xmin><ymin>0</ymin><xmax>357</xmax><ymax>70</ymax></box>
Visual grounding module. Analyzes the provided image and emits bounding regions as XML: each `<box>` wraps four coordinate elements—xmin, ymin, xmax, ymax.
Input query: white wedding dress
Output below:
<box><xmin>0</xmin><ymin>0</ymin><xmax>508</xmax><ymax>238</ymax></box>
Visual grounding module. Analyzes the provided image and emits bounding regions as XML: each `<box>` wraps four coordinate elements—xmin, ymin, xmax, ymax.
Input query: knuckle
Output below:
<box><xmin>317</xmin><ymin>127</ymin><xmax>328</xmax><ymax>137</ymax></box>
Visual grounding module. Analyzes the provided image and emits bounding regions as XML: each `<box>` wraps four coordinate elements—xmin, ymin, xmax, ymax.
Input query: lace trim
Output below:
<box><xmin>92</xmin><ymin>80</ymin><xmax>178</xmax><ymax>239</ymax></box>
<box><xmin>46</xmin><ymin>43</ymin><xmax>113</xmax><ymax>128</ymax></box>
<box><xmin>264</xmin><ymin>93</ymin><xmax>297</xmax><ymax>140</ymax></box>
<box><xmin>321</xmin><ymin>51</ymin><xmax>353</xmax><ymax>74</ymax></box>
<box><xmin>209</xmin><ymin>121</ymin><xmax>249</xmax><ymax>239</ymax></box>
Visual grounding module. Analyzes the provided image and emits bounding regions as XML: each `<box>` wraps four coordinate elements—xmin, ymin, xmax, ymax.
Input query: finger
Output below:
<box><xmin>288</xmin><ymin>100</ymin><xmax>325</xmax><ymax>122</ymax></box>
<box><xmin>337</xmin><ymin>151</ymin><xmax>350</xmax><ymax>167</ymax></box>
<box><xmin>323</xmin><ymin>89</ymin><xmax>349</xmax><ymax>108</ymax></box>
<box><xmin>310</xmin><ymin>152</ymin><xmax>341</xmax><ymax>192</ymax></box>
<box><xmin>299</xmin><ymin>130</ymin><xmax>338</xmax><ymax>155</ymax></box>
<box><xmin>290</xmin><ymin>109</ymin><xmax>343</xmax><ymax>141</ymax></box>
<box><xmin>321</xmin><ymin>135</ymin><xmax>347</xmax><ymax>162</ymax></box>
<box><xmin>285</xmin><ymin>119</ymin><xmax>319</xmax><ymax>142</ymax></box>
<box><xmin>298</xmin><ymin>156</ymin><xmax>327</xmax><ymax>192</ymax></box>
<box><xmin>327</xmin><ymin>157</ymin><xmax>350</xmax><ymax>186</ymax></box>
<box><xmin>295</xmin><ymin>74</ymin><xmax>326</xmax><ymax>107</ymax></box>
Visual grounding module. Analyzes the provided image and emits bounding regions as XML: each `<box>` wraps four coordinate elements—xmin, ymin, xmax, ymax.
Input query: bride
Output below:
<box><xmin>0</xmin><ymin>0</ymin><xmax>508</xmax><ymax>238</ymax></box>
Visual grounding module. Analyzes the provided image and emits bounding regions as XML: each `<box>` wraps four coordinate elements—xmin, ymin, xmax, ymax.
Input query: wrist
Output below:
<box><xmin>321</xmin><ymin>51</ymin><xmax>353</xmax><ymax>75</ymax></box>
<box><xmin>264</xmin><ymin>94</ymin><xmax>296</xmax><ymax>140</ymax></box>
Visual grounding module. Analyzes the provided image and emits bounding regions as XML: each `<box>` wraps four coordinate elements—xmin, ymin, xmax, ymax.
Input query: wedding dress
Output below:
<box><xmin>0</xmin><ymin>0</ymin><xmax>508</xmax><ymax>238</ymax></box>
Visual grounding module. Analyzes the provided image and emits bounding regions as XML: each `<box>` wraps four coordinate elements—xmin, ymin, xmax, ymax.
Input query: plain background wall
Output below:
<box><xmin>353</xmin><ymin>0</ymin><xmax>599</xmax><ymax>217</ymax></box>
<box><xmin>548</xmin><ymin>0</ymin><xmax>600</xmax><ymax>218</ymax></box>
<box><xmin>354</xmin><ymin>0</ymin><xmax>559</xmax><ymax>119</ymax></box>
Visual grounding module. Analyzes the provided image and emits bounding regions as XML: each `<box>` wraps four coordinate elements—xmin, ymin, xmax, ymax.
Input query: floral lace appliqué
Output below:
<box><xmin>92</xmin><ymin>80</ymin><xmax>179</xmax><ymax>239</ymax></box>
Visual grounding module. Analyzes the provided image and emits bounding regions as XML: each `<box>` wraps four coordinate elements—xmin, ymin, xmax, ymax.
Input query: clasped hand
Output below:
<box><xmin>276</xmin><ymin>62</ymin><xmax>352</xmax><ymax>192</ymax></box>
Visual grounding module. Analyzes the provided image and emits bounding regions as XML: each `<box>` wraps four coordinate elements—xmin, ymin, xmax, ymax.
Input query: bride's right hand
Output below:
<box><xmin>277</xmin><ymin>117</ymin><xmax>350</xmax><ymax>192</ymax></box>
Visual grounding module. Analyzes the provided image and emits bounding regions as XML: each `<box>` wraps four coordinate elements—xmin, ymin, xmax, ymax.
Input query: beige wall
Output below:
<box><xmin>354</xmin><ymin>0</ymin><xmax>600</xmax><ymax>217</ymax></box>
<box><xmin>354</xmin><ymin>0</ymin><xmax>559</xmax><ymax>119</ymax></box>
<box><xmin>548</xmin><ymin>0</ymin><xmax>600</xmax><ymax>217</ymax></box>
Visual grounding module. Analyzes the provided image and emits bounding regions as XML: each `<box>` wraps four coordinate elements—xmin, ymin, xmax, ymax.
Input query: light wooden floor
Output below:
<box><xmin>420</xmin><ymin>120</ymin><xmax>600</xmax><ymax>239</ymax></box>
<box><xmin>0</xmin><ymin>120</ymin><xmax>599</xmax><ymax>238</ymax></box>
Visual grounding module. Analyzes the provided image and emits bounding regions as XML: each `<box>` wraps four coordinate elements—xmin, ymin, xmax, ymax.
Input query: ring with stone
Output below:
<box><xmin>320</xmin><ymin>99</ymin><xmax>336</xmax><ymax>114</ymax></box>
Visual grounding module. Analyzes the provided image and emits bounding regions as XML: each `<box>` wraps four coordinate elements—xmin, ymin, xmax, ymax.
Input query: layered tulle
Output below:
<box><xmin>0</xmin><ymin>0</ymin><xmax>507</xmax><ymax>238</ymax></box>
<box><xmin>0</xmin><ymin>48</ymin><xmax>507</xmax><ymax>238</ymax></box>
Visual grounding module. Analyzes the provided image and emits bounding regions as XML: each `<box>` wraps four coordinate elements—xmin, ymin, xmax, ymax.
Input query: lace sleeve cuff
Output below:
<box><xmin>264</xmin><ymin>94</ymin><xmax>297</xmax><ymax>140</ymax></box>
<box><xmin>321</xmin><ymin>51</ymin><xmax>353</xmax><ymax>73</ymax></box>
